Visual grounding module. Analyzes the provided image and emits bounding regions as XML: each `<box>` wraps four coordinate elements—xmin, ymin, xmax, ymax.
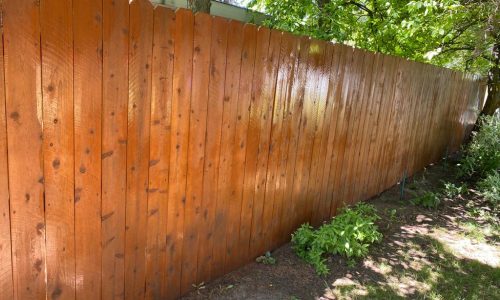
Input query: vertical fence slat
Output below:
<box><xmin>180</xmin><ymin>12</ymin><xmax>212</xmax><ymax>293</ymax></box>
<box><xmin>166</xmin><ymin>8</ymin><xmax>194</xmax><ymax>299</ymax></box>
<box><xmin>249</xmin><ymin>28</ymin><xmax>281</xmax><ymax>257</ymax></box>
<box><xmin>145</xmin><ymin>6</ymin><xmax>175</xmax><ymax>299</ymax></box>
<box><xmin>228</xmin><ymin>23</ymin><xmax>257</xmax><ymax>270</ymax></box>
<box><xmin>73</xmin><ymin>0</ymin><xmax>103</xmax><ymax>297</ymax></box>
<box><xmin>124</xmin><ymin>0</ymin><xmax>153</xmax><ymax>299</ymax></box>
<box><xmin>282</xmin><ymin>36</ymin><xmax>311</xmax><ymax>238</ymax></box>
<box><xmin>220</xmin><ymin>20</ymin><xmax>245</xmax><ymax>273</ymax></box>
<box><xmin>101</xmin><ymin>0</ymin><xmax>129</xmax><ymax>298</ymax></box>
<box><xmin>0</xmin><ymin>17</ymin><xmax>14</xmax><ymax>299</ymax></box>
<box><xmin>267</xmin><ymin>32</ymin><xmax>296</xmax><ymax>247</ymax></box>
<box><xmin>204</xmin><ymin>16</ymin><xmax>229</xmax><ymax>280</ymax></box>
<box><xmin>3</xmin><ymin>0</ymin><xmax>46</xmax><ymax>298</ymax></box>
<box><xmin>40</xmin><ymin>0</ymin><xmax>75</xmax><ymax>297</ymax></box>
<box><xmin>238</xmin><ymin>26</ymin><xmax>271</xmax><ymax>263</ymax></box>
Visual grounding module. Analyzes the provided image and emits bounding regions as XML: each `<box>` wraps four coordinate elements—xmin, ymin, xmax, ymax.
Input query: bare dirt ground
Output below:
<box><xmin>182</xmin><ymin>159</ymin><xmax>500</xmax><ymax>300</ymax></box>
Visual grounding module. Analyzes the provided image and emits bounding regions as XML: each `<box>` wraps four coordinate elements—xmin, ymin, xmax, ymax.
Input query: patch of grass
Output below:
<box><xmin>333</xmin><ymin>237</ymin><xmax>500</xmax><ymax>300</ymax></box>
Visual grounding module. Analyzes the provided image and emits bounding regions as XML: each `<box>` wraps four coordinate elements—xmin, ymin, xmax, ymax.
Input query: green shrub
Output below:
<box><xmin>478</xmin><ymin>171</ymin><xmax>500</xmax><ymax>210</ymax></box>
<box><xmin>411</xmin><ymin>191</ymin><xmax>441</xmax><ymax>209</ymax></box>
<box><xmin>291</xmin><ymin>203</ymin><xmax>382</xmax><ymax>275</ymax></box>
<box><xmin>459</xmin><ymin>116</ymin><xmax>500</xmax><ymax>179</ymax></box>
<box><xmin>442</xmin><ymin>182</ymin><xmax>468</xmax><ymax>198</ymax></box>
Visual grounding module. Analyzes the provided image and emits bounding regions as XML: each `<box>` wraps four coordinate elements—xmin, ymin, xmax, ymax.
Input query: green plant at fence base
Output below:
<box><xmin>458</xmin><ymin>116</ymin><xmax>500</xmax><ymax>179</ymax></box>
<box><xmin>411</xmin><ymin>191</ymin><xmax>441</xmax><ymax>209</ymax></box>
<box><xmin>478</xmin><ymin>171</ymin><xmax>500</xmax><ymax>211</ymax></box>
<box><xmin>291</xmin><ymin>203</ymin><xmax>382</xmax><ymax>275</ymax></box>
<box><xmin>255</xmin><ymin>251</ymin><xmax>276</xmax><ymax>265</ymax></box>
<box><xmin>442</xmin><ymin>181</ymin><xmax>468</xmax><ymax>198</ymax></box>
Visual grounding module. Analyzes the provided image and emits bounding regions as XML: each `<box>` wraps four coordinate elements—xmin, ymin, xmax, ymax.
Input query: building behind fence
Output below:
<box><xmin>0</xmin><ymin>0</ymin><xmax>485</xmax><ymax>299</ymax></box>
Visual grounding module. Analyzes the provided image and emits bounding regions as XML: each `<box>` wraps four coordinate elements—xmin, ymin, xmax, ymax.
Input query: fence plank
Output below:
<box><xmin>220</xmin><ymin>20</ymin><xmax>245</xmax><ymax>273</ymax></box>
<box><xmin>166</xmin><ymin>8</ymin><xmax>194</xmax><ymax>299</ymax></box>
<box><xmin>250</xmin><ymin>28</ymin><xmax>282</xmax><ymax>257</ymax></box>
<box><xmin>145</xmin><ymin>6</ymin><xmax>175</xmax><ymax>299</ymax></box>
<box><xmin>3</xmin><ymin>0</ymin><xmax>46</xmax><ymax>297</ymax></box>
<box><xmin>239</xmin><ymin>26</ymin><xmax>271</xmax><ymax>262</ymax></box>
<box><xmin>101</xmin><ymin>0</ymin><xmax>129</xmax><ymax>298</ymax></box>
<box><xmin>281</xmin><ymin>36</ymin><xmax>311</xmax><ymax>240</ymax></box>
<box><xmin>181</xmin><ymin>12</ymin><xmax>212</xmax><ymax>293</ymax></box>
<box><xmin>0</xmin><ymin>20</ymin><xmax>14</xmax><ymax>300</ymax></box>
<box><xmin>205</xmin><ymin>16</ymin><xmax>230</xmax><ymax>280</ymax></box>
<box><xmin>40</xmin><ymin>0</ymin><xmax>75</xmax><ymax>297</ymax></box>
<box><xmin>73</xmin><ymin>0</ymin><xmax>103</xmax><ymax>297</ymax></box>
<box><xmin>267</xmin><ymin>32</ymin><xmax>297</xmax><ymax>247</ymax></box>
<box><xmin>229</xmin><ymin>23</ymin><xmax>257</xmax><ymax>269</ymax></box>
<box><xmin>124</xmin><ymin>1</ymin><xmax>154</xmax><ymax>299</ymax></box>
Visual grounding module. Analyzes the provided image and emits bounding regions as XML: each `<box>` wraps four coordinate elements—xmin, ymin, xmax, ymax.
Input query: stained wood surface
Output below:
<box><xmin>0</xmin><ymin>1</ymin><xmax>485</xmax><ymax>299</ymax></box>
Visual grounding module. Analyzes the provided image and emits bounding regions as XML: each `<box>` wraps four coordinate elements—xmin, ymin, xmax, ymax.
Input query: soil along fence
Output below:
<box><xmin>0</xmin><ymin>0</ymin><xmax>485</xmax><ymax>299</ymax></box>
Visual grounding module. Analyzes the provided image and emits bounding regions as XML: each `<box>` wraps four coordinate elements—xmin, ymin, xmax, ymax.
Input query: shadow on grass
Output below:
<box><xmin>332</xmin><ymin>235</ymin><xmax>500</xmax><ymax>300</ymax></box>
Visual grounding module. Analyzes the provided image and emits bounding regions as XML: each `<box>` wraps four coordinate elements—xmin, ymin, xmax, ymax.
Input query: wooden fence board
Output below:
<box><xmin>0</xmin><ymin>21</ymin><xmax>13</xmax><ymax>300</ymax></box>
<box><xmin>181</xmin><ymin>12</ymin><xmax>212</xmax><ymax>293</ymax></box>
<box><xmin>166</xmin><ymin>8</ymin><xmax>194</xmax><ymax>299</ymax></box>
<box><xmin>124</xmin><ymin>1</ymin><xmax>153</xmax><ymax>298</ymax></box>
<box><xmin>101</xmin><ymin>0</ymin><xmax>129</xmax><ymax>298</ymax></box>
<box><xmin>228</xmin><ymin>23</ymin><xmax>257</xmax><ymax>269</ymax></box>
<box><xmin>220</xmin><ymin>20</ymin><xmax>245</xmax><ymax>273</ymax></box>
<box><xmin>3</xmin><ymin>0</ymin><xmax>46</xmax><ymax>298</ymax></box>
<box><xmin>73</xmin><ymin>0</ymin><xmax>103</xmax><ymax>298</ymax></box>
<box><xmin>249</xmin><ymin>28</ymin><xmax>281</xmax><ymax>257</ymax></box>
<box><xmin>145</xmin><ymin>6</ymin><xmax>175</xmax><ymax>299</ymax></box>
<box><xmin>0</xmin><ymin>2</ymin><xmax>486</xmax><ymax>299</ymax></box>
<box><xmin>40</xmin><ymin>0</ymin><xmax>75</xmax><ymax>297</ymax></box>
<box><xmin>203</xmin><ymin>16</ymin><xmax>229</xmax><ymax>281</ymax></box>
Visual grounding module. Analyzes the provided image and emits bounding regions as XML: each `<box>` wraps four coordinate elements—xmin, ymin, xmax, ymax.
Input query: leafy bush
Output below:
<box><xmin>459</xmin><ymin>116</ymin><xmax>500</xmax><ymax>179</ymax></box>
<box><xmin>411</xmin><ymin>191</ymin><xmax>441</xmax><ymax>209</ymax></box>
<box><xmin>442</xmin><ymin>182</ymin><xmax>468</xmax><ymax>198</ymax></box>
<box><xmin>291</xmin><ymin>203</ymin><xmax>382</xmax><ymax>275</ymax></box>
<box><xmin>478</xmin><ymin>171</ymin><xmax>500</xmax><ymax>210</ymax></box>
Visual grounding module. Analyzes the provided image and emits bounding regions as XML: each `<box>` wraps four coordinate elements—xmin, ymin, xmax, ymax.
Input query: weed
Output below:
<box><xmin>441</xmin><ymin>181</ymin><xmax>468</xmax><ymax>198</ymax></box>
<box><xmin>291</xmin><ymin>202</ymin><xmax>382</xmax><ymax>275</ymax></box>
<box><xmin>255</xmin><ymin>251</ymin><xmax>276</xmax><ymax>265</ymax></box>
<box><xmin>478</xmin><ymin>171</ymin><xmax>500</xmax><ymax>210</ymax></box>
<box><xmin>411</xmin><ymin>191</ymin><xmax>441</xmax><ymax>209</ymax></box>
<box><xmin>459</xmin><ymin>115</ymin><xmax>500</xmax><ymax>179</ymax></box>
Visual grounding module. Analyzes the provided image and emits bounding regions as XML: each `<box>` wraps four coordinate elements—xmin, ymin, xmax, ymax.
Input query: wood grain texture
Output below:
<box><xmin>0</xmin><ymin>19</ymin><xmax>14</xmax><ymax>300</ymax></box>
<box><xmin>73</xmin><ymin>0</ymin><xmax>103</xmax><ymax>297</ymax></box>
<box><xmin>40</xmin><ymin>0</ymin><xmax>76</xmax><ymax>297</ymax></box>
<box><xmin>220</xmin><ymin>20</ymin><xmax>245</xmax><ymax>273</ymax></box>
<box><xmin>101</xmin><ymin>0</ymin><xmax>129</xmax><ymax>298</ymax></box>
<box><xmin>145</xmin><ymin>6</ymin><xmax>175</xmax><ymax>299</ymax></box>
<box><xmin>124</xmin><ymin>1</ymin><xmax>153</xmax><ymax>299</ymax></box>
<box><xmin>166</xmin><ymin>8</ymin><xmax>194</xmax><ymax>299</ymax></box>
<box><xmin>181</xmin><ymin>12</ymin><xmax>212</xmax><ymax>293</ymax></box>
<box><xmin>3</xmin><ymin>0</ymin><xmax>46</xmax><ymax>298</ymax></box>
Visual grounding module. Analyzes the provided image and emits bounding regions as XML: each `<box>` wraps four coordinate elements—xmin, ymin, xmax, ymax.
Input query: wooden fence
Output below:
<box><xmin>0</xmin><ymin>0</ymin><xmax>485</xmax><ymax>299</ymax></box>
